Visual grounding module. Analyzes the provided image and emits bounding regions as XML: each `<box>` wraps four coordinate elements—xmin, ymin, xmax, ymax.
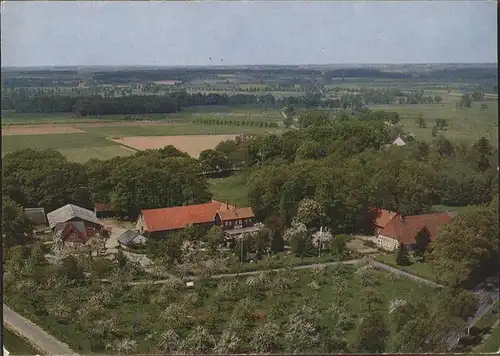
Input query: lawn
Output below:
<box><xmin>58</xmin><ymin>146</ymin><xmax>136</xmax><ymax>163</ymax></box>
<box><xmin>4</xmin><ymin>263</ymin><xmax>434</xmax><ymax>353</ymax></box>
<box><xmin>3</xmin><ymin>325</ymin><xmax>43</xmax><ymax>355</ymax></box>
<box><xmin>209</xmin><ymin>174</ymin><xmax>250</xmax><ymax>207</ymax></box>
<box><xmin>476</xmin><ymin>324</ymin><xmax>500</xmax><ymax>353</ymax></box>
<box><xmin>431</xmin><ymin>205</ymin><xmax>471</xmax><ymax>214</ymax></box>
<box><xmin>79</xmin><ymin>123</ymin><xmax>281</xmax><ymax>137</ymax></box>
<box><xmin>375</xmin><ymin>253</ymin><xmax>437</xmax><ymax>282</ymax></box>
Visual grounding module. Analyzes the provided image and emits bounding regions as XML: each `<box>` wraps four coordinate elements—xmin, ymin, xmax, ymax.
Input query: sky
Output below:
<box><xmin>1</xmin><ymin>1</ymin><xmax>497</xmax><ymax>67</ymax></box>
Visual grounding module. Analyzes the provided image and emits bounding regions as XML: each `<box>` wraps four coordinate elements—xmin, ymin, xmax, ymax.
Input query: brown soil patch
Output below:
<box><xmin>110</xmin><ymin>135</ymin><xmax>238</xmax><ymax>158</ymax></box>
<box><xmin>153</xmin><ymin>80</ymin><xmax>182</xmax><ymax>85</ymax></box>
<box><xmin>2</xmin><ymin>125</ymin><xmax>85</xmax><ymax>135</ymax></box>
<box><xmin>75</xmin><ymin>121</ymin><xmax>181</xmax><ymax>128</ymax></box>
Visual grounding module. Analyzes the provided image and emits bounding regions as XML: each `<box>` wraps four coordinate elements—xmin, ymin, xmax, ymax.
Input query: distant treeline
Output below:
<box><xmin>3</xmin><ymin>66</ymin><xmax>497</xmax><ymax>88</ymax></box>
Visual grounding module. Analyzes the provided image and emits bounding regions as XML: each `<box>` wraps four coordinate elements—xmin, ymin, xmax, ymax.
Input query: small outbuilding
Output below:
<box><xmin>24</xmin><ymin>208</ymin><xmax>47</xmax><ymax>226</ymax></box>
<box><xmin>118</xmin><ymin>230</ymin><xmax>147</xmax><ymax>248</ymax></box>
<box><xmin>94</xmin><ymin>203</ymin><xmax>116</xmax><ymax>219</ymax></box>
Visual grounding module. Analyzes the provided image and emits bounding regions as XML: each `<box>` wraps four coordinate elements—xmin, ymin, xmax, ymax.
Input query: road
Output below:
<box><xmin>3</xmin><ymin>304</ymin><xmax>77</xmax><ymax>355</ymax></box>
<box><xmin>447</xmin><ymin>284</ymin><xmax>500</xmax><ymax>349</ymax></box>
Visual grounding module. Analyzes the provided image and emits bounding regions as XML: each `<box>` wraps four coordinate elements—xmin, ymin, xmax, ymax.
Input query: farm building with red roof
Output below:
<box><xmin>136</xmin><ymin>200</ymin><xmax>259</xmax><ymax>237</ymax></box>
<box><xmin>376</xmin><ymin>211</ymin><xmax>456</xmax><ymax>251</ymax></box>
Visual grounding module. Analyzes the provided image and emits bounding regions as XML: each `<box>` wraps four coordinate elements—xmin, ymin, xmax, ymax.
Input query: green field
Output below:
<box><xmin>375</xmin><ymin>253</ymin><xmax>436</xmax><ymax>282</ymax></box>
<box><xmin>209</xmin><ymin>174</ymin><xmax>250</xmax><ymax>207</ymax></box>
<box><xmin>370</xmin><ymin>93</ymin><xmax>497</xmax><ymax>144</ymax></box>
<box><xmin>4</xmin><ymin>264</ymin><xmax>434</xmax><ymax>353</ymax></box>
<box><xmin>57</xmin><ymin>146</ymin><xmax>135</xmax><ymax>163</ymax></box>
<box><xmin>3</xmin><ymin>325</ymin><xmax>43</xmax><ymax>355</ymax></box>
<box><xmin>2</xmin><ymin>132</ymin><xmax>116</xmax><ymax>152</ymax></box>
<box><xmin>2</xmin><ymin>132</ymin><xmax>135</xmax><ymax>163</ymax></box>
<box><xmin>2</xmin><ymin>107</ymin><xmax>282</xmax><ymax>125</ymax></box>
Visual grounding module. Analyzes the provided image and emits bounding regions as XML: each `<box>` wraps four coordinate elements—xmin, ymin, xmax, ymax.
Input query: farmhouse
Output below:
<box><xmin>53</xmin><ymin>221</ymin><xmax>90</xmax><ymax>247</ymax></box>
<box><xmin>376</xmin><ymin>211</ymin><xmax>456</xmax><ymax>251</ymax></box>
<box><xmin>118</xmin><ymin>230</ymin><xmax>147</xmax><ymax>249</ymax></box>
<box><xmin>373</xmin><ymin>208</ymin><xmax>398</xmax><ymax>234</ymax></box>
<box><xmin>135</xmin><ymin>200</ymin><xmax>259</xmax><ymax>238</ymax></box>
<box><xmin>47</xmin><ymin>204</ymin><xmax>103</xmax><ymax>238</ymax></box>
<box><xmin>24</xmin><ymin>207</ymin><xmax>47</xmax><ymax>226</ymax></box>
<box><xmin>136</xmin><ymin>200</ymin><xmax>235</xmax><ymax>236</ymax></box>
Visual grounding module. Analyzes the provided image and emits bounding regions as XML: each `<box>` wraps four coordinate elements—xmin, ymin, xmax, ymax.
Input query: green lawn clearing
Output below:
<box><xmin>375</xmin><ymin>253</ymin><xmax>437</xmax><ymax>282</ymax></box>
<box><xmin>58</xmin><ymin>145</ymin><xmax>136</xmax><ymax>163</ymax></box>
<box><xmin>431</xmin><ymin>205</ymin><xmax>471</xmax><ymax>214</ymax></box>
<box><xmin>209</xmin><ymin>174</ymin><xmax>250</xmax><ymax>207</ymax></box>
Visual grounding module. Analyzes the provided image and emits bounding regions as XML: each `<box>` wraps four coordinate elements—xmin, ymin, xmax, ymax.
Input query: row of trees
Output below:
<box><xmin>192</xmin><ymin>117</ymin><xmax>279</xmax><ymax>128</ymax></box>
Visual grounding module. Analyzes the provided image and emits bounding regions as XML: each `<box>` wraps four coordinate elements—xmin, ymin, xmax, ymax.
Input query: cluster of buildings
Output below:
<box><xmin>24</xmin><ymin>199</ymin><xmax>455</xmax><ymax>255</ymax></box>
<box><xmin>373</xmin><ymin>208</ymin><xmax>456</xmax><ymax>251</ymax></box>
<box><xmin>28</xmin><ymin>200</ymin><xmax>258</xmax><ymax>250</ymax></box>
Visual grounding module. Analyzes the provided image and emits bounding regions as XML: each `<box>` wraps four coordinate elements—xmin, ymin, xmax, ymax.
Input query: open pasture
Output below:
<box><xmin>1</xmin><ymin>132</ymin><xmax>134</xmax><ymax>162</ymax></box>
<box><xmin>371</xmin><ymin>98</ymin><xmax>497</xmax><ymax>144</ymax></box>
<box><xmin>2</xmin><ymin>124</ymin><xmax>85</xmax><ymax>135</ymax></box>
<box><xmin>110</xmin><ymin>134</ymin><xmax>237</xmax><ymax>158</ymax></box>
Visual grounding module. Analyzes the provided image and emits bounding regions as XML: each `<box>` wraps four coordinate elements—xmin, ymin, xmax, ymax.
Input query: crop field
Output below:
<box><xmin>2</xmin><ymin>124</ymin><xmax>85</xmax><ymax>135</ymax></box>
<box><xmin>110</xmin><ymin>134</ymin><xmax>237</xmax><ymax>158</ymax></box>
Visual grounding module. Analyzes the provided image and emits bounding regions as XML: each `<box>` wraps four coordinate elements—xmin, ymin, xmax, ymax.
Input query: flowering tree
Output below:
<box><xmin>312</xmin><ymin>227</ymin><xmax>332</xmax><ymax>257</ymax></box>
<box><xmin>295</xmin><ymin>198</ymin><xmax>326</xmax><ymax>229</ymax></box>
<box><xmin>180</xmin><ymin>325</ymin><xmax>215</xmax><ymax>353</ymax></box>
<box><xmin>249</xmin><ymin>321</ymin><xmax>282</xmax><ymax>353</ymax></box>
<box><xmin>283</xmin><ymin>221</ymin><xmax>312</xmax><ymax>258</ymax></box>
<box><xmin>157</xmin><ymin>329</ymin><xmax>181</xmax><ymax>353</ymax></box>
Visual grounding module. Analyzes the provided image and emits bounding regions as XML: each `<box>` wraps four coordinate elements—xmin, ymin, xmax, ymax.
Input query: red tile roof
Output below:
<box><xmin>374</xmin><ymin>208</ymin><xmax>398</xmax><ymax>229</ymax></box>
<box><xmin>94</xmin><ymin>203</ymin><xmax>113</xmax><ymax>212</ymax></box>
<box><xmin>217</xmin><ymin>207</ymin><xmax>255</xmax><ymax>221</ymax></box>
<box><xmin>379</xmin><ymin>212</ymin><xmax>455</xmax><ymax>245</ymax></box>
<box><xmin>141</xmin><ymin>200</ymin><xmax>234</xmax><ymax>232</ymax></box>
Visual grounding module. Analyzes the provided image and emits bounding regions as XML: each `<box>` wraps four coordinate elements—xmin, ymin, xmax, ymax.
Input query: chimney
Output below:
<box><xmin>399</xmin><ymin>215</ymin><xmax>404</xmax><ymax>221</ymax></box>
<box><xmin>226</xmin><ymin>201</ymin><xmax>229</xmax><ymax>210</ymax></box>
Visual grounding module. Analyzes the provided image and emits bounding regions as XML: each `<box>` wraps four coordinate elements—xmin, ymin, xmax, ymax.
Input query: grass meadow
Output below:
<box><xmin>1</xmin><ymin>132</ymin><xmax>135</xmax><ymax>162</ymax></box>
<box><xmin>209</xmin><ymin>174</ymin><xmax>250</xmax><ymax>207</ymax></box>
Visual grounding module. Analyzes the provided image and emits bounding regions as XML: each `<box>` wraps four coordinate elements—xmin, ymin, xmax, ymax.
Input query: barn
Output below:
<box><xmin>47</xmin><ymin>204</ymin><xmax>103</xmax><ymax>238</ymax></box>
